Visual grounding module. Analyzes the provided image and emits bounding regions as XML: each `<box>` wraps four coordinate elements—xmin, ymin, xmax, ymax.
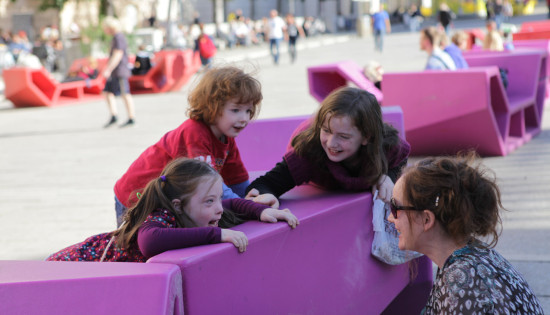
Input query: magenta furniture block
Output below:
<box><xmin>382</xmin><ymin>50</ymin><xmax>546</xmax><ymax>156</ymax></box>
<box><xmin>149</xmin><ymin>186</ymin><xmax>432</xmax><ymax>315</ymax></box>
<box><xmin>464</xmin><ymin>50</ymin><xmax>547</xmax><ymax>141</ymax></box>
<box><xmin>512</xmin><ymin>39</ymin><xmax>550</xmax><ymax>100</ymax></box>
<box><xmin>307</xmin><ymin>60</ymin><xmax>383</xmax><ymax>104</ymax></box>
<box><xmin>236</xmin><ymin>116</ymin><xmax>310</xmax><ymax>172</ymax></box>
<box><xmin>0</xmin><ymin>260</ymin><xmax>183</xmax><ymax>315</ymax></box>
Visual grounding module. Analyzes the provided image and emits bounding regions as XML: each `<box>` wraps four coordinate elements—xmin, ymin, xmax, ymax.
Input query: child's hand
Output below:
<box><xmin>373</xmin><ymin>175</ymin><xmax>394</xmax><ymax>203</ymax></box>
<box><xmin>245</xmin><ymin>189</ymin><xmax>280</xmax><ymax>209</ymax></box>
<box><xmin>221</xmin><ymin>229</ymin><xmax>248</xmax><ymax>253</ymax></box>
<box><xmin>260</xmin><ymin>208</ymin><xmax>300</xmax><ymax>229</ymax></box>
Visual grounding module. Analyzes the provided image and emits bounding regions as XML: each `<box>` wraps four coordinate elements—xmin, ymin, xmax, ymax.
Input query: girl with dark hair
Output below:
<box><xmin>246</xmin><ymin>86</ymin><xmax>410</xmax><ymax>204</ymax></box>
<box><xmin>389</xmin><ymin>153</ymin><xmax>543</xmax><ymax>314</ymax></box>
<box><xmin>47</xmin><ymin>158</ymin><xmax>298</xmax><ymax>262</ymax></box>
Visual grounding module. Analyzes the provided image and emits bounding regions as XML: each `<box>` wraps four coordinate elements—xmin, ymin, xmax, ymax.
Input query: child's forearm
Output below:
<box><xmin>137</xmin><ymin>222</ymin><xmax>221</xmax><ymax>258</ymax></box>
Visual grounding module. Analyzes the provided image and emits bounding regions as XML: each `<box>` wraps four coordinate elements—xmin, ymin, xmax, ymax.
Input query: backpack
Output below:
<box><xmin>199</xmin><ymin>35</ymin><xmax>217</xmax><ymax>59</ymax></box>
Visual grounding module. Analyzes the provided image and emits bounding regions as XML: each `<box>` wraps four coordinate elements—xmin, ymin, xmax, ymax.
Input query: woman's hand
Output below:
<box><xmin>221</xmin><ymin>229</ymin><xmax>248</xmax><ymax>253</ymax></box>
<box><xmin>373</xmin><ymin>175</ymin><xmax>394</xmax><ymax>203</ymax></box>
<box><xmin>245</xmin><ymin>189</ymin><xmax>280</xmax><ymax>209</ymax></box>
<box><xmin>260</xmin><ymin>208</ymin><xmax>300</xmax><ymax>229</ymax></box>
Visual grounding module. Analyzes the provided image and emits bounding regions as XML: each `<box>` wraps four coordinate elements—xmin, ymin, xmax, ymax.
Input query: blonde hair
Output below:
<box><xmin>102</xmin><ymin>16</ymin><xmax>122</xmax><ymax>33</ymax></box>
<box><xmin>483</xmin><ymin>30</ymin><xmax>504</xmax><ymax>51</ymax></box>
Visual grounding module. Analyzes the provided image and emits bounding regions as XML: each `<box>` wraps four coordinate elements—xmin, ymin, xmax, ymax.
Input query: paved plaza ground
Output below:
<box><xmin>0</xmin><ymin>7</ymin><xmax>549</xmax><ymax>312</ymax></box>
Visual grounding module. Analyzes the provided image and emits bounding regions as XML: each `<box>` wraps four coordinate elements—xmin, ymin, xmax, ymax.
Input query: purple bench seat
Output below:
<box><xmin>383</xmin><ymin>50</ymin><xmax>546</xmax><ymax>156</ymax></box>
<box><xmin>149</xmin><ymin>185</ymin><xmax>432</xmax><ymax>315</ymax></box>
<box><xmin>0</xmin><ymin>260</ymin><xmax>183</xmax><ymax>315</ymax></box>
<box><xmin>307</xmin><ymin>60</ymin><xmax>383</xmax><ymax>104</ymax></box>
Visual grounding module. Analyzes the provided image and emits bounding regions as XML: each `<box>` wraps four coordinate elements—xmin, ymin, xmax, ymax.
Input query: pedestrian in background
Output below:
<box><xmin>371</xmin><ymin>6</ymin><xmax>391</xmax><ymax>52</ymax></box>
<box><xmin>266</xmin><ymin>9</ymin><xmax>287</xmax><ymax>65</ymax></box>
<box><xmin>101</xmin><ymin>16</ymin><xmax>136</xmax><ymax>128</ymax></box>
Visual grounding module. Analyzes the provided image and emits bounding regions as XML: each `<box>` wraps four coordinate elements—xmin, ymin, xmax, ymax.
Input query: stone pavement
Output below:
<box><xmin>0</xmin><ymin>8</ymin><xmax>548</xmax><ymax>312</ymax></box>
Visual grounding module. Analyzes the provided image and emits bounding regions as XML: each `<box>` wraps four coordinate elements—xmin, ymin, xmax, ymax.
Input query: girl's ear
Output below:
<box><xmin>422</xmin><ymin>210</ymin><xmax>436</xmax><ymax>231</ymax></box>
<box><xmin>361</xmin><ymin>137</ymin><xmax>369</xmax><ymax>146</ymax></box>
<box><xmin>172</xmin><ymin>199</ymin><xmax>182</xmax><ymax>213</ymax></box>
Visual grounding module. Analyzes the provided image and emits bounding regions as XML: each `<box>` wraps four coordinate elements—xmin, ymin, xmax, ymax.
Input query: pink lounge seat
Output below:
<box><xmin>307</xmin><ymin>60</ymin><xmax>383</xmax><ymax>104</ymax></box>
<box><xmin>0</xmin><ymin>260</ymin><xmax>183</xmax><ymax>315</ymax></box>
<box><xmin>148</xmin><ymin>185</ymin><xmax>432</xmax><ymax>315</ymax></box>
<box><xmin>382</xmin><ymin>50</ymin><xmax>545</xmax><ymax>156</ymax></box>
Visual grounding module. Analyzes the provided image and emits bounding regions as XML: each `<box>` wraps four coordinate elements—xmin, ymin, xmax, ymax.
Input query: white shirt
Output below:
<box><xmin>268</xmin><ymin>16</ymin><xmax>286</xmax><ymax>40</ymax></box>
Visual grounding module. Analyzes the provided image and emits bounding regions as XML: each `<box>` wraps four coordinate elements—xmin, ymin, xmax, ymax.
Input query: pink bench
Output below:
<box><xmin>307</xmin><ymin>60</ymin><xmax>383</xmax><ymax>104</ymax></box>
<box><xmin>382</xmin><ymin>55</ymin><xmax>545</xmax><ymax>156</ymax></box>
<box><xmin>520</xmin><ymin>20</ymin><xmax>550</xmax><ymax>32</ymax></box>
<box><xmin>0</xmin><ymin>260</ymin><xmax>183</xmax><ymax>315</ymax></box>
<box><xmin>149</xmin><ymin>186</ymin><xmax>432</xmax><ymax>314</ymax></box>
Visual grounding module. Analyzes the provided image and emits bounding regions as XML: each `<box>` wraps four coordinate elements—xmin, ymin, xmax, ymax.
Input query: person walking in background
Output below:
<box><xmin>266</xmin><ymin>9</ymin><xmax>286</xmax><ymax>65</ymax></box>
<box><xmin>102</xmin><ymin>16</ymin><xmax>136</xmax><ymax>128</ymax></box>
<box><xmin>371</xmin><ymin>6</ymin><xmax>391</xmax><ymax>52</ymax></box>
<box><xmin>285</xmin><ymin>13</ymin><xmax>305</xmax><ymax>63</ymax></box>
<box><xmin>437</xmin><ymin>3</ymin><xmax>453</xmax><ymax>34</ymax></box>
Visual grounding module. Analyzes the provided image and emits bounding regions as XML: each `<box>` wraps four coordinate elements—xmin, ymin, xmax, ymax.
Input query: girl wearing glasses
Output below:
<box><xmin>245</xmin><ymin>87</ymin><xmax>410</xmax><ymax>205</ymax></box>
<box><xmin>388</xmin><ymin>153</ymin><xmax>543</xmax><ymax>314</ymax></box>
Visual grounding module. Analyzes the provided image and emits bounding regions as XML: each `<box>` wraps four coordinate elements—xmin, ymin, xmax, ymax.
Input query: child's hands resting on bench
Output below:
<box><xmin>221</xmin><ymin>229</ymin><xmax>249</xmax><ymax>253</ymax></box>
<box><xmin>260</xmin><ymin>208</ymin><xmax>300</xmax><ymax>229</ymax></box>
<box><xmin>245</xmin><ymin>188</ymin><xmax>280</xmax><ymax>209</ymax></box>
<box><xmin>372</xmin><ymin>174</ymin><xmax>394</xmax><ymax>203</ymax></box>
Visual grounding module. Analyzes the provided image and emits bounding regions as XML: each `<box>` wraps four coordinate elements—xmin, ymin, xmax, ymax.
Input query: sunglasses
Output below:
<box><xmin>390</xmin><ymin>197</ymin><xmax>422</xmax><ymax>219</ymax></box>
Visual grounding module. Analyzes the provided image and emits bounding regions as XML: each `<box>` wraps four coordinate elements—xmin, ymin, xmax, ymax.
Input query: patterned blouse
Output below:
<box><xmin>422</xmin><ymin>240</ymin><xmax>544</xmax><ymax>314</ymax></box>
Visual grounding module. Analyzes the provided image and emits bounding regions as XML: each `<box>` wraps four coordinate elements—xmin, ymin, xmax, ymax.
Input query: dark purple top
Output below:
<box><xmin>46</xmin><ymin>198</ymin><xmax>268</xmax><ymax>262</ymax></box>
<box><xmin>110</xmin><ymin>32</ymin><xmax>131</xmax><ymax>78</ymax></box>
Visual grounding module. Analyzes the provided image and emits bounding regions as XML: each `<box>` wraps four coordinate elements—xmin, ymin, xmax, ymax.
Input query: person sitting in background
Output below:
<box><xmin>451</xmin><ymin>30</ymin><xmax>469</xmax><ymax>51</ymax></box>
<box><xmin>440</xmin><ymin>30</ymin><xmax>468</xmax><ymax>69</ymax></box>
<box><xmin>364</xmin><ymin>60</ymin><xmax>384</xmax><ymax>90</ymax></box>
<box><xmin>420</xmin><ymin>27</ymin><xmax>456</xmax><ymax>70</ymax></box>
<box><xmin>62</xmin><ymin>57</ymin><xmax>99</xmax><ymax>83</ymax></box>
<box><xmin>132</xmin><ymin>45</ymin><xmax>153</xmax><ymax>75</ymax></box>
<box><xmin>483</xmin><ymin>30</ymin><xmax>504</xmax><ymax>51</ymax></box>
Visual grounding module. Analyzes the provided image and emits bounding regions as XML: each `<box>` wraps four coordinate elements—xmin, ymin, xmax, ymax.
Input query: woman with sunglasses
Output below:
<box><xmin>388</xmin><ymin>153</ymin><xmax>543</xmax><ymax>314</ymax></box>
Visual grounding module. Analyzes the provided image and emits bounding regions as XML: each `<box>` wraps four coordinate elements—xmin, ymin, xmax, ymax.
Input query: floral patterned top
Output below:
<box><xmin>422</xmin><ymin>240</ymin><xmax>544</xmax><ymax>314</ymax></box>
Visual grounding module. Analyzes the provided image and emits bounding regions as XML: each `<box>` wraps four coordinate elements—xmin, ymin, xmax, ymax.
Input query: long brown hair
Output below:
<box><xmin>401</xmin><ymin>152</ymin><xmax>503</xmax><ymax>247</ymax></box>
<box><xmin>292</xmin><ymin>86</ymin><xmax>397</xmax><ymax>186</ymax></box>
<box><xmin>114</xmin><ymin>158</ymin><xmax>243</xmax><ymax>249</ymax></box>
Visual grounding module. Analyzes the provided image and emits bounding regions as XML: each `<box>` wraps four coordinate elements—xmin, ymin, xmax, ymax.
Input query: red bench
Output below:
<box><xmin>2</xmin><ymin>67</ymin><xmax>105</xmax><ymax>108</ymax></box>
<box><xmin>129</xmin><ymin>50</ymin><xmax>201</xmax><ymax>94</ymax></box>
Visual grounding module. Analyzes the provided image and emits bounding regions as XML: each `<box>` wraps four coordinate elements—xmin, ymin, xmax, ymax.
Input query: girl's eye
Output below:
<box><xmin>231</xmin><ymin>108</ymin><xmax>239</xmax><ymax>113</ymax></box>
<box><xmin>321</xmin><ymin>128</ymin><xmax>330</xmax><ymax>133</ymax></box>
<box><xmin>205</xmin><ymin>199</ymin><xmax>214</xmax><ymax>204</ymax></box>
<box><xmin>340</xmin><ymin>135</ymin><xmax>350</xmax><ymax>140</ymax></box>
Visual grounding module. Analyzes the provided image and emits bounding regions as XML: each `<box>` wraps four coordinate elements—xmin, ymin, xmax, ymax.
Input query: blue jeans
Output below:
<box><xmin>115</xmin><ymin>195</ymin><xmax>127</xmax><ymax>227</ymax></box>
<box><xmin>374</xmin><ymin>30</ymin><xmax>384</xmax><ymax>52</ymax></box>
<box><xmin>270</xmin><ymin>38</ymin><xmax>282</xmax><ymax>64</ymax></box>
